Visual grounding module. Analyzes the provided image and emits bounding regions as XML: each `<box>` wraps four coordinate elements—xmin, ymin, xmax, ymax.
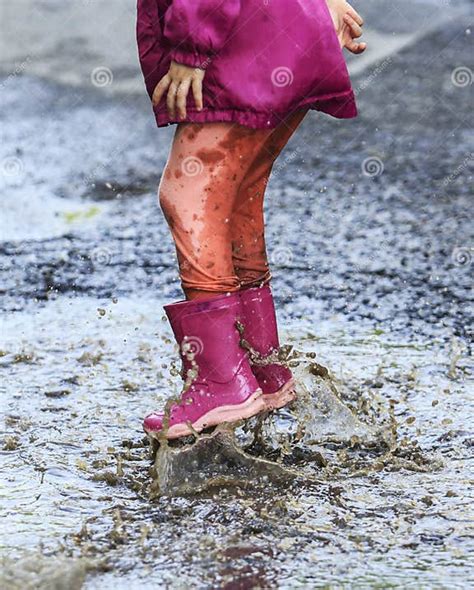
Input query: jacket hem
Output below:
<box><xmin>152</xmin><ymin>89</ymin><xmax>357</xmax><ymax>130</ymax></box>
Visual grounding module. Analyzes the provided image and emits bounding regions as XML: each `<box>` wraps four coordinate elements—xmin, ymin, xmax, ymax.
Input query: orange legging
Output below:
<box><xmin>158</xmin><ymin>108</ymin><xmax>308</xmax><ymax>300</ymax></box>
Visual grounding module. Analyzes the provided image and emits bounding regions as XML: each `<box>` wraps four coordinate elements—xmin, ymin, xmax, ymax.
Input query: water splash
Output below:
<box><xmin>149</xmin><ymin>355</ymin><xmax>393</xmax><ymax>497</ymax></box>
<box><xmin>150</xmin><ymin>426</ymin><xmax>299</xmax><ymax>497</ymax></box>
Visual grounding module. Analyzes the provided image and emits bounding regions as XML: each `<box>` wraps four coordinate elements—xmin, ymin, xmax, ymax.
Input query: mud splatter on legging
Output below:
<box><xmin>159</xmin><ymin>108</ymin><xmax>308</xmax><ymax>300</ymax></box>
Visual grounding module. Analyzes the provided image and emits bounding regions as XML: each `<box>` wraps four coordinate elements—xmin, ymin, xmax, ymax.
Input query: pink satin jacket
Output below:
<box><xmin>136</xmin><ymin>0</ymin><xmax>357</xmax><ymax>129</ymax></box>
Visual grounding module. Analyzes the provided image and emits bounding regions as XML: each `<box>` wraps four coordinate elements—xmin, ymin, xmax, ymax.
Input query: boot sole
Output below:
<box><xmin>262</xmin><ymin>378</ymin><xmax>296</xmax><ymax>410</ymax></box>
<box><xmin>146</xmin><ymin>389</ymin><xmax>265</xmax><ymax>440</ymax></box>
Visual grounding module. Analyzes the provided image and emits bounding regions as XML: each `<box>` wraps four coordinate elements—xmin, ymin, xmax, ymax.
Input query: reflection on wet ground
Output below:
<box><xmin>1</xmin><ymin>296</ymin><xmax>472</xmax><ymax>588</ymax></box>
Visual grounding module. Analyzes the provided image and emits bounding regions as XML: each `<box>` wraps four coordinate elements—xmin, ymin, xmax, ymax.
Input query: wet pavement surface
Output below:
<box><xmin>1</xmin><ymin>8</ymin><xmax>473</xmax><ymax>590</ymax></box>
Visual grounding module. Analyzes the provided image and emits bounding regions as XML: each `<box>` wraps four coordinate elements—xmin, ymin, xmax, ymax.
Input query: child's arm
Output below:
<box><xmin>163</xmin><ymin>0</ymin><xmax>242</xmax><ymax>69</ymax></box>
<box><xmin>152</xmin><ymin>0</ymin><xmax>241</xmax><ymax>120</ymax></box>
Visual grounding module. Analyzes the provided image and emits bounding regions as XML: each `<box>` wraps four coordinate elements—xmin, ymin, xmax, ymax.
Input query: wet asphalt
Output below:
<box><xmin>1</xmin><ymin>18</ymin><xmax>472</xmax><ymax>345</ymax></box>
<box><xmin>1</xmin><ymin>7</ymin><xmax>473</xmax><ymax>590</ymax></box>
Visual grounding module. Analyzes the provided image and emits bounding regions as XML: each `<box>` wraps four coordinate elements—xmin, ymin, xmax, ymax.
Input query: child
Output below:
<box><xmin>136</xmin><ymin>0</ymin><xmax>366</xmax><ymax>439</ymax></box>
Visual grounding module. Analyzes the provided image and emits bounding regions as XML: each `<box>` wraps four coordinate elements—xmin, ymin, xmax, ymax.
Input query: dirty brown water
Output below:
<box><xmin>1</xmin><ymin>296</ymin><xmax>473</xmax><ymax>588</ymax></box>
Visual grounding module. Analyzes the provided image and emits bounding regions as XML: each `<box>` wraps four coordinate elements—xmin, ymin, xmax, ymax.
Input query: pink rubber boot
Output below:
<box><xmin>143</xmin><ymin>292</ymin><xmax>265</xmax><ymax>440</ymax></box>
<box><xmin>239</xmin><ymin>285</ymin><xmax>296</xmax><ymax>410</ymax></box>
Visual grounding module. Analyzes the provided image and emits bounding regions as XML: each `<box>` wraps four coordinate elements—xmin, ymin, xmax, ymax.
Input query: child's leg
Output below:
<box><xmin>159</xmin><ymin>122</ymin><xmax>273</xmax><ymax>300</ymax></box>
<box><xmin>230</xmin><ymin>109</ymin><xmax>308</xmax><ymax>288</ymax></box>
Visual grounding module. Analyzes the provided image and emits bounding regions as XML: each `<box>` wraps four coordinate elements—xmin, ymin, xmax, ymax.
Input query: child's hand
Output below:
<box><xmin>326</xmin><ymin>0</ymin><xmax>367</xmax><ymax>54</ymax></box>
<box><xmin>152</xmin><ymin>61</ymin><xmax>205</xmax><ymax>119</ymax></box>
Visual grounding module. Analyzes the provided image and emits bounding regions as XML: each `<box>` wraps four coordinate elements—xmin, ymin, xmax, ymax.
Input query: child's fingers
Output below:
<box><xmin>346</xmin><ymin>6</ymin><xmax>364</xmax><ymax>27</ymax></box>
<box><xmin>176</xmin><ymin>78</ymin><xmax>191</xmax><ymax>120</ymax></box>
<box><xmin>167</xmin><ymin>81</ymin><xmax>179</xmax><ymax>118</ymax></box>
<box><xmin>192</xmin><ymin>77</ymin><xmax>204</xmax><ymax>111</ymax></box>
<box><xmin>343</xmin><ymin>13</ymin><xmax>363</xmax><ymax>38</ymax></box>
<box><xmin>346</xmin><ymin>39</ymin><xmax>367</xmax><ymax>54</ymax></box>
<box><xmin>152</xmin><ymin>75</ymin><xmax>170</xmax><ymax>107</ymax></box>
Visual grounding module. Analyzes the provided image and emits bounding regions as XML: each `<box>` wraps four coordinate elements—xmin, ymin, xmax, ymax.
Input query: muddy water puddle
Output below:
<box><xmin>1</xmin><ymin>296</ymin><xmax>473</xmax><ymax>588</ymax></box>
